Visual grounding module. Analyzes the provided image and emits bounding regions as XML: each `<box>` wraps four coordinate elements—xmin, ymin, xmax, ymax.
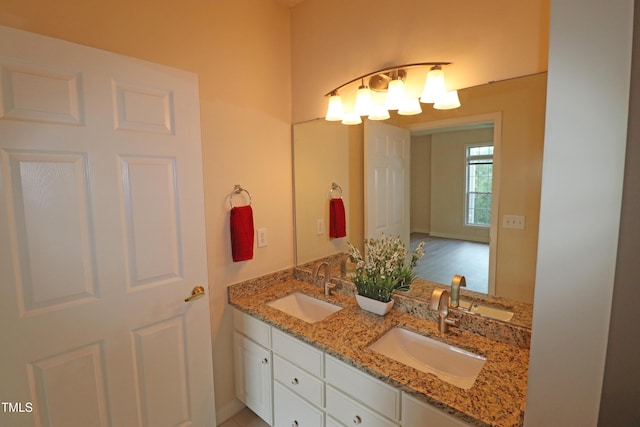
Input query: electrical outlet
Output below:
<box><xmin>503</xmin><ymin>215</ymin><xmax>525</xmax><ymax>230</ymax></box>
<box><xmin>316</xmin><ymin>219</ymin><xmax>325</xmax><ymax>235</ymax></box>
<box><xmin>257</xmin><ymin>228</ymin><xmax>268</xmax><ymax>247</ymax></box>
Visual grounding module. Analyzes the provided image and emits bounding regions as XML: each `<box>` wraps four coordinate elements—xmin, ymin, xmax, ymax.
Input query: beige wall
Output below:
<box><xmin>410</xmin><ymin>135</ymin><xmax>432</xmax><ymax>233</ymax></box>
<box><xmin>0</xmin><ymin>0</ymin><xmax>293</xmax><ymax>421</ymax></box>
<box><xmin>294</xmin><ymin>120</ymin><xmax>350</xmax><ymax>263</ymax></box>
<box><xmin>293</xmin><ymin>121</ymin><xmax>366</xmax><ymax>259</ymax></box>
<box><xmin>347</xmin><ymin>125</ymin><xmax>365</xmax><ymax>254</ymax></box>
<box><xmin>291</xmin><ymin>0</ymin><xmax>550</xmax><ymax>123</ymax></box>
<box><xmin>429</xmin><ymin>128</ymin><xmax>493</xmax><ymax>242</ymax></box>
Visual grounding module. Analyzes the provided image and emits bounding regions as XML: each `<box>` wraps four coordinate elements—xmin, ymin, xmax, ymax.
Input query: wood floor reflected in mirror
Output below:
<box><xmin>410</xmin><ymin>233</ymin><xmax>489</xmax><ymax>294</ymax></box>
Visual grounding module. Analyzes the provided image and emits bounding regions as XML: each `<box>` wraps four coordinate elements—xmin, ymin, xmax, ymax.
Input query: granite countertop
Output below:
<box><xmin>228</xmin><ymin>273</ymin><xmax>529</xmax><ymax>427</ymax></box>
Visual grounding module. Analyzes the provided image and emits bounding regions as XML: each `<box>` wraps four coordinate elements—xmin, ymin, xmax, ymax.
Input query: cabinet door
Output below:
<box><xmin>402</xmin><ymin>393</ymin><xmax>471</xmax><ymax>427</ymax></box>
<box><xmin>274</xmin><ymin>381</ymin><xmax>324</xmax><ymax>427</ymax></box>
<box><xmin>233</xmin><ymin>332</ymin><xmax>273</xmax><ymax>425</ymax></box>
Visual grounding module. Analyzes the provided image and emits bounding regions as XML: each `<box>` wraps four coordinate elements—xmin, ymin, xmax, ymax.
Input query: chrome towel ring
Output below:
<box><xmin>328</xmin><ymin>182</ymin><xmax>343</xmax><ymax>199</ymax></box>
<box><xmin>228</xmin><ymin>184</ymin><xmax>252</xmax><ymax>208</ymax></box>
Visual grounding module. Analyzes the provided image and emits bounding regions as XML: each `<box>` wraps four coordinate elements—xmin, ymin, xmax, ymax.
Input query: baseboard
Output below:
<box><xmin>216</xmin><ymin>399</ymin><xmax>245</xmax><ymax>426</ymax></box>
<box><xmin>429</xmin><ymin>231</ymin><xmax>490</xmax><ymax>243</ymax></box>
<box><xmin>410</xmin><ymin>228</ymin><xmax>431</xmax><ymax>235</ymax></box>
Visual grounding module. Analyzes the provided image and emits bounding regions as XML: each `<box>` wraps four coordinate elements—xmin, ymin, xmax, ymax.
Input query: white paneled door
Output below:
<box><xmin>364</xmin><ymin>121</ymin><xmax>411</xmax><ymax>249</ymax></box>
<box><xmin>0</xmin><ymin>26</ymin><xmax>215</xmax><ymax>427</ymax></box>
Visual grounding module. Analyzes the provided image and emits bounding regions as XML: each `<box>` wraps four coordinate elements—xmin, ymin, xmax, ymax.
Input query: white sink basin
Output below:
<box><xmin>267</xmin><ymin>292</ymin><xmax>342</xmax><ymax>323</ymax></box>
<box><xmin>369</xmin><ymin>327</ymin><xmax>486</xmax><ymax>389</ymax></box>
<box><xmin>459</xmin><ymin>300</ymin><xmax>514</xmax><ymax>322</ymax></box>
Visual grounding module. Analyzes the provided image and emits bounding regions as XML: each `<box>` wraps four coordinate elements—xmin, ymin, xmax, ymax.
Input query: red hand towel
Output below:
<box><xmin>329</xmin><ymin>198</ymin><xmax>346</xmax><ymax>238</ymax></box>
<box><xmin>230</xmin><ymin>205</ymin><xmax>254</xmax><ymax>262</ymax></box>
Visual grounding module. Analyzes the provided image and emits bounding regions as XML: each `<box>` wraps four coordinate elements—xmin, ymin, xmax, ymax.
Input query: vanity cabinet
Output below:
<box><xmin>232</xmin><ymin>308</ymin><xmax>473</xmax><ymax>427</ymax></box>
<box><xmin>233</xmin><ymin>310</ymin><xmax>273</xmax><ymax>425</ymax></box>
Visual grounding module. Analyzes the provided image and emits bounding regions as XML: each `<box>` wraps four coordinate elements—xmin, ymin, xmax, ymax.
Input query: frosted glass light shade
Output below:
<box><xmin>384</xmin><ymin>79</ymin><xmax>406</xmax><ymax>111</ymax></box>
<box><xmin>434</xmin><ymin>90</ymin><xmax>461</xmax><ymax>110</ymax></box>
<box><xmin>325</xmin><ymin>95</ymin><xmax>344</xmax><ymax>121</ymax></box>
<box><xmin>398</xmin><ymin>98</ymin><xmax>422</xmax><ymax>115</ymax></box>
<box><xmin>354</xmin><ymin>87</ymin><xmax>373</xmax><ymax>116</ymax></box>
<box><xmin>341</xmin><ymin>111</ymin><xmax>362</xmax><ymax>125</ymax></box>
<box><xmin>368</xmin><ymin>105</ymin><xmax>390</xmax><ymax>121</ymax></box>
<box><xmin>420</xmin><ymin>67</ymin><xmax>446</xmax><ymax>103</ymax></box>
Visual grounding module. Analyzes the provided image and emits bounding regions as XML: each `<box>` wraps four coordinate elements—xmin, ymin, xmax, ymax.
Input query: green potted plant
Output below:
<box><xmin>347</xmin><ymin>235</ymin><xmax>425</xmax><ymax>315</ymax></box>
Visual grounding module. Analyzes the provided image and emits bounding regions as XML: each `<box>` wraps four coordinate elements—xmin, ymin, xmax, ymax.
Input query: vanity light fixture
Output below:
<box><xmin>398</xmin><ymin>98</ymin><xmax>422</xmax><ymax>116</ymax></box>
<box><xmin>434</xmin><ymin>90</ymin><xmax>461</xmax><ymax>110</ymax></box>
<box><xmin>353</xmin><ymin>79</ymin><xmax>373</xmax><ymax>116</ymax></box>
<box><xmin>324</xmin><ymin>62</ymin><xmax>459</xmax><ymax>125</ymax></box>
<box><xmin>420</xmin><ymin>65</ymin><xmax>447</xmax><ymax>103</ymax></box>
<box><xmin>368</xmin><ymin>104</ymin><xmax>391</xmax><ymax>121</ymax></box>
<box><xmin>384</xmin><ymin>70</ymin><xmax>407</xmax><ymax>111</ymax></box>
<box><xmin>341</xmin><ymin>111</ymin><xmax>362</xmax><ymax>125</ymax></box>
<box><xmin>325</xmin><ymin>91</ymin><xmax>345</xmax><ymax>121</ymax></box>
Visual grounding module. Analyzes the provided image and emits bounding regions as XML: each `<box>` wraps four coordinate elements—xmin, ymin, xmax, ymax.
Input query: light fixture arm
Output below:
<box><xmin>324</xmin><ymin>61</ymin><xmax>451</xmax><ymax>96</ymax></box>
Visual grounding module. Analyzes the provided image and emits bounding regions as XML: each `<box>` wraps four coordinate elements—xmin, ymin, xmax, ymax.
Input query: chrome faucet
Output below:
<box><xmin>450</xmin><ymin>274</ymin><xmax>466</xmax><ymax>308</ymax></box>
<box><xmin>430</xmin><ymin>289</ymin><xmax>459</xmax><ymax>333</ymax></box>
<box><xmin>313</xmin><ymin>262</ymin><xmax>336</xmax><ymax>296</ymax></box>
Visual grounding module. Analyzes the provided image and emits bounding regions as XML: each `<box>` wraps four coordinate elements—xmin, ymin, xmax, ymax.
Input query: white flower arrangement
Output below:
<box><xmin>347</xmin><ymin>235</ymin><xmax>425</xmax><ymax>303</ymax></box>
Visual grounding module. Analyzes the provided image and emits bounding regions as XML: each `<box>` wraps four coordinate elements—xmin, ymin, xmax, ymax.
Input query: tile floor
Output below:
<box><xmin>218</xmin><ymin>407</ymin><xmax>268</xmax><ymax>427</ymax></box>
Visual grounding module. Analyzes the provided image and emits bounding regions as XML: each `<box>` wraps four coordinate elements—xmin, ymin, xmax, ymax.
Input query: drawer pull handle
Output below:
<box><xmin>353</xmin><ymin>415</ymin><xmax>362</xmax><ymax>425</ymax></box>
<box><xmin>291</xmin><ymin>378</ymin><xmax>299</xmax><ymax>385</ymax></box>
<box><xmin>261</xmin><ymin>358</ymin><xmax>268</xmax><ymax>365</ymax></box>
<box><xmin>292</xmin><ymin>421</ymin><xmax>299</xmax><ymax>427</ymax></box>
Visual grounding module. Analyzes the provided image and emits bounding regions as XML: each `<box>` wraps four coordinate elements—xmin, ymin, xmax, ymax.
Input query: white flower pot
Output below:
<box><xmin>355</xmin><ymin>294</ymin><xmax>394</xmax><ymax>315</ymax></box>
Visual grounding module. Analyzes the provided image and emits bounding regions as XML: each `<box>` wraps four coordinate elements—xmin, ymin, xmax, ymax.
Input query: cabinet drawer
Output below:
<box><xmin>274</xmin><ymin>381</ymin><xmax>324</xmax><ymax>427</ymax></box>
<box><xmin>402</xmin><ymin>393</ymin><xmax>471</xmax><ymax>427</ymax></box>
<box><xmin>274</xmin><ymin>354</ymin><xmax>324</xmax><ymax>407</ymax></box>
<box><xmin>272</xmin><ymin>328</ymin><xmax>324</xmax><ymax>377</ymax></box>
<box><xmin>325</xmin><ymin>355</ymin><xmax>400</xmax><ymax>421</ymax></box>
<box><xmin>326</xmin><ymin>416</ymin><xmax>342</xmax><ymax>427</ymax></box>
<box><xmin>233</xmin><ymin>309</ymin><xmax>271</xmax><ymax>348</ymax></box>
<box><xmin>326</xmin><ymin>385</ymin><xmax>399</xmax><ymax>427</ymax></box>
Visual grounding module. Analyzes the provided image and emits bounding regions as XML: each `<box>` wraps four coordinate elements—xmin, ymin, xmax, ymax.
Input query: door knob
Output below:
<box><xmin>184</xmin><ymin>285</ymin><xmax>206</xmax><ymax>302</ymax></box>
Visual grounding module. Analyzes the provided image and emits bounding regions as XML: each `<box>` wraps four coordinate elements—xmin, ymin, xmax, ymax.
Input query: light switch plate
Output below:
<box><xmin>257</xmin><ymin>228</ymin><xmax>268</xmax><ymax>247</ymax></box>
<box><xmin>316</xmin><ymin>219</ymin><xmax>325</xmax><ymax>235</ymax></box>
<box><xmin>503</xmin><ymin>215</ymin><xmax>525</xmax><ymax>229</ymax></box>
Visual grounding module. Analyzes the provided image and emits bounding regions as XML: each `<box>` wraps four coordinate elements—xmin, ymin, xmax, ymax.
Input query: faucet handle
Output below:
<box><xmin>450</xmin><ymin>275</ymin><xmax>466</xmax><ymax>308</ymax></box>
<box><xmin>452</xmin><ymin>275</ymin><xmax>466</xmax><ymax>288</ymax></box>
<box><xmin>430</xmin><ymin>289</ymin><xmax>447</xmax><ymax>311</ymax></box>
<box><xmin>430</xmin><ymin>289</ymin><xmax>450</xmax><ymax>317</ymax></box>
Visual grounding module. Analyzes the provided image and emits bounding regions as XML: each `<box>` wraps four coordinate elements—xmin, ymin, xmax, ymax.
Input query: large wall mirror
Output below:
<box><xmin>293</xmin><ymin>72</ymin><xmax>546</xmax><ymax>308</ymax></box>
